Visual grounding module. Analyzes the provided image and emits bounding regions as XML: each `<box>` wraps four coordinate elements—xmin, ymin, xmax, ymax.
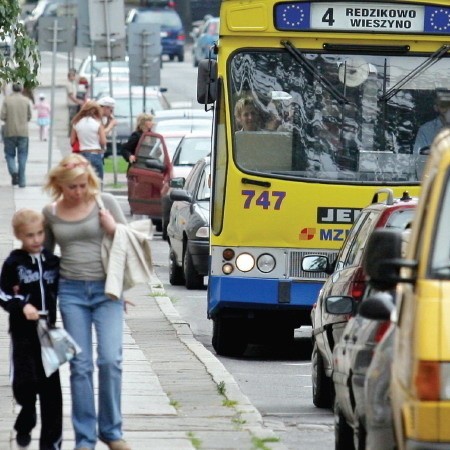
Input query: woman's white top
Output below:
<box><xmin>74</xmin><ymin>116</ymin><xmax>101</xmax><ymax>150</ymax></box>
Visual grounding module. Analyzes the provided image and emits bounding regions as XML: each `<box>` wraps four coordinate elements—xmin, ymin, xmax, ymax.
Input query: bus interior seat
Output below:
<box><xmin>235</xmin><ymin>131</ymin><xmax>293</xmax><ymax>171</ymax></box>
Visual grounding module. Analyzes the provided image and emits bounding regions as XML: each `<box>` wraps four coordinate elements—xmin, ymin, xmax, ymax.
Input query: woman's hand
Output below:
<box><xmin>23</xmin><ymin>303</ymin><xmax>40</xmax><ymax>321</ymax></box>
<box><xmin>99</xmin><ymin>208</ymin><xmax>117</xmax><ymax>236</ymax></box>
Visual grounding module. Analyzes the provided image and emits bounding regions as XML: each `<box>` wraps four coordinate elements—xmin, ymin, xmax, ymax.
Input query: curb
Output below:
<box><xmin>149</xmin><ymin>283</ymin><xmax>288</xmax><ymax>449</ymax></box>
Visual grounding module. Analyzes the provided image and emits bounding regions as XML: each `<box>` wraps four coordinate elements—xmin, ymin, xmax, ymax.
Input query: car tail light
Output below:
<box><xmin>177</xmin><ymin>33</ymin><xmax>186</xmax><ymax>41</ymax></box>
<box><xmin>351</xmin><ymin>267</ymin><xmax>366</xmax><ymax>301</ymax></box>
<box><xmin>374</xmin><ymin>321</ymin><xmax>390</xmax><ymax>343</ymax></box>
<box><xmin>168</xmin><ymin>0</ymin><xmax>176</xmax><ymax>7</ymax></box>
<box><xmin>415</xmin><ymin>361</ymin><xmax>440</xmax><ymax>400</ymax></box>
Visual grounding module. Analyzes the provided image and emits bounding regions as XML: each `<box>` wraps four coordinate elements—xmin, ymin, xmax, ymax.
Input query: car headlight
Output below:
<box><xmin>195</xmin><ymin>226</ymin><xmax>209</xmax><ymax>238</ymax></box>
<box><xmin>235</xmin><ymin>253</ymin><xmax>255</xmax><ymax>272</ymax></box>
<box><xmin>257</xmin><ymin>253</ymin><xmax>276</xmax><ymax>273</ymax></box>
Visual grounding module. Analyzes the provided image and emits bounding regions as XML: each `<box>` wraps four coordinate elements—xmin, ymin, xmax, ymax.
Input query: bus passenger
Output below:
<box><xmin>413</xmin><ymin>92</ymin><xmax>450</xmax><ymax>154</ymax></box>
<box><xmin>234</xmin><ymin>97</ymin><xmax>263</xmax><ymax>131</ymax></box>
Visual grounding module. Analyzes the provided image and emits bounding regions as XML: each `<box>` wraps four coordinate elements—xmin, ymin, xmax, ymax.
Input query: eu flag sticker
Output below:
<box><xmin>275</xmin><ymin>2</ymin><xmax>311</xmax><ymax>31</ymax></box>
<box><xmin>424</xmin><ymin>6</ymin><xmax>450</xmax><ymax>34</ymax></box>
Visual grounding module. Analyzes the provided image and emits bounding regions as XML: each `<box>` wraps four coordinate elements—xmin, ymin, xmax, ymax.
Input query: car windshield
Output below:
<box><xmin>230</xmin><ymin>50</ymin><xmax>450</xmax><ymax>184</ymax></box>
<box><xmin>173</xmin><ymin>137</ymin><xmax>211</xmax><ymax>166</ymax></box>
<box><xmin>197</xmin><ymin>164</ymin><xmax>211</xmax><ymax>201</ymax></box>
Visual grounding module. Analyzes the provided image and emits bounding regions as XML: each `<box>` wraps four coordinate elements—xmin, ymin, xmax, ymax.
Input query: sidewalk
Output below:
<box><xmin>0</xmin><ymin>102</ymin><xmax>287</xmax><ymax>449</ymax></box>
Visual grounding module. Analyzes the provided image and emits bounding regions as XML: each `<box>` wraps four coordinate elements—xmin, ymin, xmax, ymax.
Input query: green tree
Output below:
<box><xmin>0</xmin><ymin>0</ymin><xmax>40</xmax><ymax>87</ymax></box>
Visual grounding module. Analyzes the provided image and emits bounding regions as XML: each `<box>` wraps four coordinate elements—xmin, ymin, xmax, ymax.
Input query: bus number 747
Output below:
<box><xmin>242</xmin><ymin>190</ymin><xmax>286</xmax><ymax>210</ymax></box>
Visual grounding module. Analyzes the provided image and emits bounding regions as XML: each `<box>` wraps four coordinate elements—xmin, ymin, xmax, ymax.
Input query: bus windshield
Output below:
<box><xmin>230</xmin><ymin>49</ymin><xmax>450</xmax><ymax>183</ymax></box>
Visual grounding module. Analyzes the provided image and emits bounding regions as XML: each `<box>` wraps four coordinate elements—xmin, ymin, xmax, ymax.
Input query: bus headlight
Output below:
<box><xmin>236</xmin><ymin>253</ymin><xmax>255</xmax><ymax>272</ymax></box>
<box><xmin>222</xmin><ymin>263</ymin><xmax>234</xmax><ymax>274</ymax></box>
<box><xmin>257</xmin><ymin>253</ymin><xmax>276</xmax><ymax>273</ymax></box>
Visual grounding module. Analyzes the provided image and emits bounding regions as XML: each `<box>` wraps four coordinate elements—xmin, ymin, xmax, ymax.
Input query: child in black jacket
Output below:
<box><xmin>0</xmin><ymin>209</ymin><xmax>62</xmax><ymax>450</ymax></box>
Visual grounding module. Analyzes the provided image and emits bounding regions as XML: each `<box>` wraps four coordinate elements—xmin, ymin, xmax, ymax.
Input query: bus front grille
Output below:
<box><xmin>288</xmin><ymin>250</ymin><xmax>337</xmax><ymax>280</ymax></box>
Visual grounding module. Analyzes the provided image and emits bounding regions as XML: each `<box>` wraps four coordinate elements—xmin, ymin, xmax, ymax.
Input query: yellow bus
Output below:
<box><xmin>197</xmin><ymin>0</ymin><xmax>450</xmax><ymax>356</ymax></box>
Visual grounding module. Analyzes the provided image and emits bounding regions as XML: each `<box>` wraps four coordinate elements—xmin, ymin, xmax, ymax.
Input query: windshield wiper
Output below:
<box><xmin>380</xmin><ymin>44</ymin><xmax>450</xmax><ymax>102</ymax></box>
<box><xmin>281</xmin><ymin>40</ymin><xmax>350</xmax><ymax>105</ymax></box>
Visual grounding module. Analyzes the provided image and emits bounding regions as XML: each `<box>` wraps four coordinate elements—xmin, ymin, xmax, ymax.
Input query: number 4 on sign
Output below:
<box><xmin>242</xmin><ymin>190</ymin><xmax>286</xmax><ymax>210</ymax></box>
<box><xmin>322</xmin><ymin>8</ymin><xmax>335</xmax><ymax>26</ymax></box>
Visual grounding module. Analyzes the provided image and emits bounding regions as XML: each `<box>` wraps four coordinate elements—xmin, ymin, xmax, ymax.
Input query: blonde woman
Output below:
<box><xmin>71</xmin><ymin>100</ymin><xmax>106</xmax><ymax>180</ymax></box>
<box><xmin>121</xmin><ymin>112</ymin><xmax>154</xmax><ymax>165</ymax></box>
<box><xmin>42</xmin><ymin>154</ymin><xmax>130</xmax><ymax>450</ymax></box>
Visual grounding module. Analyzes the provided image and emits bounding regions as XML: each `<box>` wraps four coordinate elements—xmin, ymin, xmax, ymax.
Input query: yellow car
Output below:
<box><xmin>362</xmin><ymin>127</ymin><xmax>450</xmax><ymax>450</ymax></box>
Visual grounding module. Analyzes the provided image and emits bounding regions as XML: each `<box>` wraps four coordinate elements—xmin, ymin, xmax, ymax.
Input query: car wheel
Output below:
<box><xmin>212</xmin><ymin>317</ymin><xmax>248</xmax><ymax>357</ymax></box>
<box><xmin>169</xmin><ymin>55</ymin><xmax>175</xmax><ymax>61</ymax></box>
<box><xmin>169</xmin><ymin>248</ymin><xmax>184</xmax><ymax>286</ymax></box>
<box><xmin>312</xmin><ymin>342</ymin><xmax>333</xmax><ymax>408</ymax></box>
<box><xmin>183</xmin><ymin>246</ymin><xmax>204</xmax><ymax>289</ymax></box>
<box><xmin>334</xmin><ymin>399</ymin><xmax>355</xmax><ymax>450</ymax></box>
<box><xmin>178</xmin><ymin>52</ymin><xmax>184</xmax><ymax>62</ymax></box>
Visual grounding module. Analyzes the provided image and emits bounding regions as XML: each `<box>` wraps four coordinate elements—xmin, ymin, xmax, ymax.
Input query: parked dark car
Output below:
<box><xmin>167</xmin><ymin>156</ymin><xmax>210</xmax><ymax>289</ymax></box>
<box><xmin>303</xmin><ymin>189</ymin><xmax>417</xmax><ymax>411</ymax></box>
<box><xmin>361</xmin><ymin>300</ymin><xmax>396</xmax><ymax>450</ymax></box>
<box><xmin>126</xmin><ymin>7</ymin><xmax>185</xmax><ymax>62</ymax></box>
<box><xmin>161</xmin><ymin>132</ymin><xmax>211</xmax><ymax>240</ymax></box>
<box><xmin>192</xmin><ymin>16</ymin><xmax>219</xmax><ymax>67</ymax></box>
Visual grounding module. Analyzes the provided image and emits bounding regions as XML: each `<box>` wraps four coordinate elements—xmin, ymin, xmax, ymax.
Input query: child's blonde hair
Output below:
<box><xmin>12</xmin><ymin>209</ymin><xmax>44</xmax><ymax>239</ymax></box>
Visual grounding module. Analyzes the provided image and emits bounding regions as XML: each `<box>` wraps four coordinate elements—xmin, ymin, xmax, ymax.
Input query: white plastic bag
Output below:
<box><xmin>37</xmin><ymin>319</ymin><xmax>81</xmax><ymax>377</ymax></box>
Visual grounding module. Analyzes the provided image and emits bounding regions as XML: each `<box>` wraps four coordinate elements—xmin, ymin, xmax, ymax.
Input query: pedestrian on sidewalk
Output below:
<box><xmin>0</xmin><ymin>209</ymin><xmax>62</xmax><ymax>450</ymax></box>
<box><xmin>122</xmin><ymin>112</ymin><xmax>154</xmax><ymax>166</ymax></box>
<box><xmin>66</xmin><ymin>68</ymin><xmax>85</xmax><ymax>135</ymax></box>
<box><xmin>70</xmin><ymin>101</ymin><xmax>107</xmax><ymax>181</ymax></box>
<box><xmin>0</xmin><ymin>82</ymin><xmax>32</xmax><ymax>187</ymax></box>
<box><xmin>98</xmin><ymin>96</ymin><xmax>118</xmax><ymax>137</ymax></box>
<box><xmin>42</xmin><ymin>154</ymin><xmax>131</xmax><ymax>450</ymax></box>
<box><xmin>34</xmin><ymin>93</ymin><xmax>51</xmax><ymax>142</ymax></box>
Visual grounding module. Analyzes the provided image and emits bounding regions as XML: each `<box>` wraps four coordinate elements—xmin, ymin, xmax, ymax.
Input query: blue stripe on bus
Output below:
<box><xmin>207</xmin><ymin>275</ymin><xmax>322</xmax><ymax>314</ymax></box>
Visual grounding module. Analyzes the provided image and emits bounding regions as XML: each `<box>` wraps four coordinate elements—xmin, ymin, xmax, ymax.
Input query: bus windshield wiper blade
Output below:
<box><xmin>282</xmin><ymin>40</ymin><xmax>350</xmax><ymax>105</ymax></box>
<box><xmin>380</xmin><ymin>44</ymin><xmax>450</xmax><ymax>102</ymax></box>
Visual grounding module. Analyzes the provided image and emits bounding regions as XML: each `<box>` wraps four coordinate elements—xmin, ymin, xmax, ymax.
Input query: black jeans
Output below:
<box><xmin>13</xmin><ymin>370</ymin><xmax>63</xmax><ymax>450</ymax></box>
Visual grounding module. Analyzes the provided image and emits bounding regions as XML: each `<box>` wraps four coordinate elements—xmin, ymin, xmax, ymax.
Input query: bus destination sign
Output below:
<box><xmin>274</xmin><ymin>2</ymin><xmax>450</xmax><ymax>34</ymax></box>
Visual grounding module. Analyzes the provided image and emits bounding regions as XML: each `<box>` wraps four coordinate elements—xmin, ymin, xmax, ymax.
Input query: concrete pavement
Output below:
<box><xmin>0</xmin><ymin>65</ymin><xmax>287</xmax><ymax>449</ymax></box>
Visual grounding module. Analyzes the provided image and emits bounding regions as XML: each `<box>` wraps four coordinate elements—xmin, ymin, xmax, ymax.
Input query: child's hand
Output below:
<box><xmin>23</xmin><ymin>304</ymin><xmax>40</xmax><ymax>321</ymax></box>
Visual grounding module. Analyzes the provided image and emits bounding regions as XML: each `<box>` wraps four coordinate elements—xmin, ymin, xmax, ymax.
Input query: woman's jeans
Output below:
<box><xmin>58</xmin><ymin>278</ymin><xmax>124</xmax><ymax>448</ymax></box>
<box><xmin>81</xmin><ymin>152</ymin><xmax>104</xmax><ymax>181</ymax></box>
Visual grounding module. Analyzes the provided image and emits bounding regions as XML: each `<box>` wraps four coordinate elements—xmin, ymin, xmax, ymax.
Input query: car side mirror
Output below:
<box><xmin>358</xmin><ymin>292</ymin><xmax>394</xmax><ymax>321</ymax></box>
<box><xmin>363</xmin><ymin>229</ymin><xmax>416</xmax><ymax>291</ymax></box>
<box><xmin>301</xmin><ymin>255</ymin><xmax>333</xmax><ymax>275</ymax></box>
<box><xmin>145</xmin><ymin>159</ymin><xmax>165</xmax><ymax>171</ymax></box>
<box><xmin>325</xmin><ymin>296</ymin><xmax>354</xmax><ymax>315</ymax></box>
<box><xmin>170</xmin><ymin>189</ymin><xmax>192</xmax><ymax>202</ymax></box>
<box><xmin>170</xmin><ymin>177</ymin><xmax>185</xmax><ymax>188</ymax></box>
<box><xmin>197</xmin><ymin>59</ymin><xmax>217</xmax><ymax>104</ymax></box>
